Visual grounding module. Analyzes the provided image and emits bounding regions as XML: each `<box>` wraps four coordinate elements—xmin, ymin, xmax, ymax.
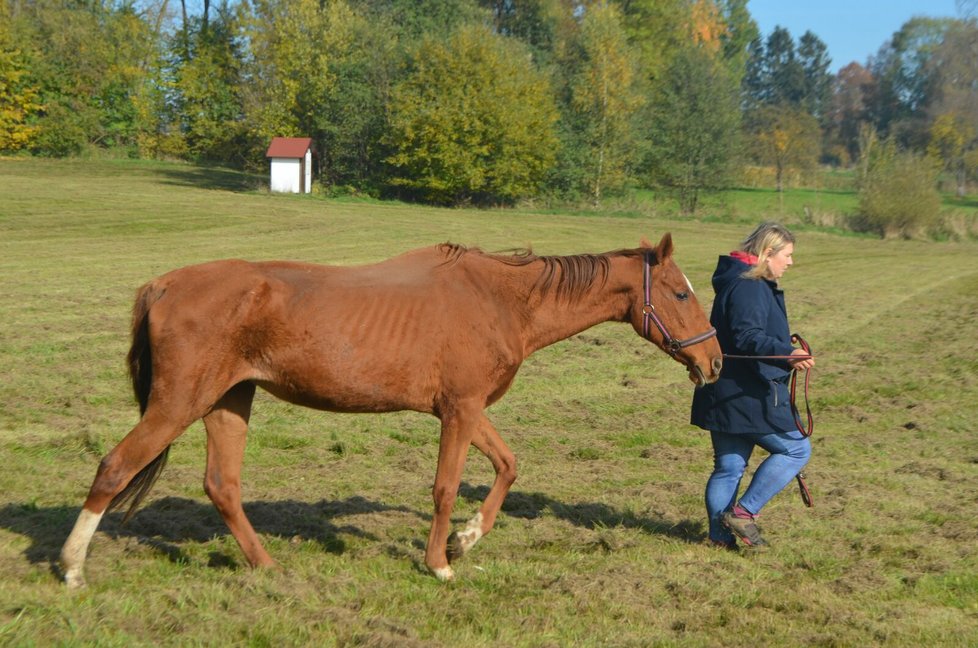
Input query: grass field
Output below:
<box><xmin>1</xmin><ymin>157</ymin><xmax>977</xmax><ymax>646</ymax></box>
<box><xmin>635</xmin><ymin>169</ymin><xmax>978</xmax><ymax>240</ymax></box>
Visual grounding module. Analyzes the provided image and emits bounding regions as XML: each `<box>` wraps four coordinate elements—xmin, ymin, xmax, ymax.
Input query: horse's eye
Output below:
<box><xmin>676</xmin><ymin>292</ymin><xmax>689</xmax><ymax>301</ymax></box>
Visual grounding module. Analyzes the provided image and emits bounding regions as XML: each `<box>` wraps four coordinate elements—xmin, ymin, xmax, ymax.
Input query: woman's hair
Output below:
<box><xmin>739</xmin><ymin>221</ymin><xmax>795</xmax><ymax>280</ymax></box>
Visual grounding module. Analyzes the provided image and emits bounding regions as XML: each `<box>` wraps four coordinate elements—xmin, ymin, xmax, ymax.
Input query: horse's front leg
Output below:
<box><xmin>446</xmin><ymin>414</ymin><xmax>516</xmax><ymax>563</ymax></box>
<box><xmin>425</xmin><ymin>399</ymin><xmax>480</xmax><ymax>581</ymax></box>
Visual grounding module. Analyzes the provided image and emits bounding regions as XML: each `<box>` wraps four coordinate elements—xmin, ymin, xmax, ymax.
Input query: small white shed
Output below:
<box><xmin>266</xmin><ymin>137</ymin><xmax>314</xmax><ymax>194</ymax></box>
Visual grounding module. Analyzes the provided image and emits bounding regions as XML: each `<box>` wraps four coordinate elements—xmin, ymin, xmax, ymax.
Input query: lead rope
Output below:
<box><xmin>790</xmin><ymin>334</ymin><xmax>814</xmax><ymax>507</ymax></box>
<box><xmin>723</xmin><ymin>333</ymin><xmax>815</xmax><ymax>508</ymax></box>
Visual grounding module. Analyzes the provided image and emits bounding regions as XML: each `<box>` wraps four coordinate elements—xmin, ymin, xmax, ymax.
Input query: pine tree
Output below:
<box><xmin>798</xmin><ymin>31</ymin><xmax>832</xmax><ymax>124</ymax></box>
<box><xmin>765</xmin><ymin>26</ymin><xmax>805</xmax><ymax>107</ymax></box>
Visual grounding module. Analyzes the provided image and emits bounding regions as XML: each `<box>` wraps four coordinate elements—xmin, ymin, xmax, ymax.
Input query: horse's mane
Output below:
<box><xmin>438</xmin><ymin>242</ymin><xmax>651</xmax><ymax>302</ymax></box>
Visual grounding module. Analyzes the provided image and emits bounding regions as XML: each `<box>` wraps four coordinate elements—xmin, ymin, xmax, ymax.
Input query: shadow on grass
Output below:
<box><xmin>459</xmin><ymin>482</ymin><xmax>705</xmax><ymax>544</ymax></box>
<box><xmin>0</xmin><ymin>495</ymin><xmax>422</xmax><ymax>570</ymax></box>
<box><xmin>1</xmin><ymin>486</ymin><xmax>705</xmax><ymax>579</ymax></box>
<box><xmin>157</xmin><ymin>166</ymin><xmax>261</xmax><ymax>192</ymax></box>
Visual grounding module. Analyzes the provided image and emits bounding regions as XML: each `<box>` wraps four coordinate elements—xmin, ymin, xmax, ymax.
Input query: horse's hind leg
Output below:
<box><xmin>61</xmin><ymin>408</ymin><xmax>192</xmax><ymax>588</ymax></box>
<box><xmin>201</xmin><ymin>381</ymin><xmax>274</xmax><ymax>568</ymax></box>
<box><xmin>447</xmin><ymin>414</ymin><xmax>516</xmax><ymax>563</ymax></box>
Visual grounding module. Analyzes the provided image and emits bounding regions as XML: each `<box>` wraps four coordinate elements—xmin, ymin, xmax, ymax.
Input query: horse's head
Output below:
<box><xmin>631</xmin><ymin>234</ymin><xmax>722</xmax><ymax>386</ymax></box>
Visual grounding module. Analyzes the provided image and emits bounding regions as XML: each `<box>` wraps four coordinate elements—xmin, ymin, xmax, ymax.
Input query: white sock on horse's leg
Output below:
<box><xmin>455</xmin><ymin>512</ymin><xmax>484</xmax><ymax>554</ymax></box>
<box><xmin>61</xmin><ymin>508</ymin><xmax>104</xmax><ymax>589</ymax></box>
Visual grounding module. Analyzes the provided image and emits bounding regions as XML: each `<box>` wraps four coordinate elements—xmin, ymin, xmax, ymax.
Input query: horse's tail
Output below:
<box><xmin>128</xmin><ymin>281</ymin><xmax>163</xmax><ymax>416</ymax></box>
<box><xmin>108</xmin><ymin>281</ymin><xmax>170</xmax><ymax>523</ymax></box>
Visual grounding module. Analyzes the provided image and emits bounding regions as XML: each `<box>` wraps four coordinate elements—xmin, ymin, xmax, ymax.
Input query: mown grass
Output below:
<box><xmin>1</xmin><ymin>158</ymin><xmax>977</xmax><ymax>646</ymax></box>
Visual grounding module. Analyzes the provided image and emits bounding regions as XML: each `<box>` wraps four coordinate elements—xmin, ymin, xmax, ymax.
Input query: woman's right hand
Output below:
<box><xmin>788</xmin><ymin>348</ymin><xmax>814</xmax><ymax>371</ymax></box>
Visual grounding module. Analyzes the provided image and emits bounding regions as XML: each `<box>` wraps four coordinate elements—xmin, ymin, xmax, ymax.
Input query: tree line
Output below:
<box><xmin>1</xmin><ymin>0</ymin><xmax>976</xmax><ymax>209</ymax></box>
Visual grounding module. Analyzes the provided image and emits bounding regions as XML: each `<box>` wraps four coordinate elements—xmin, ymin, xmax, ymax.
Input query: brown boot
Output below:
<box><xmin>721</xmin><ymin>508</ymin><xmax>769</xmax><ymax>547</ymax></box>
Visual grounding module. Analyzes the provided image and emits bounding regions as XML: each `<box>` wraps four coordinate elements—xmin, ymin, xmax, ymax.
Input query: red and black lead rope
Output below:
<box><xmin>723</xmin><ymin>333</ymin><xmax>815</xmax><ymax>507</ymax></box>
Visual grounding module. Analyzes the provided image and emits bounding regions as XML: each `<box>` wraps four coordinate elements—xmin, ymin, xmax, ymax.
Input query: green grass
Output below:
<box><xmin>634</xmin><ymin>184</ymin><xmax>860</xmax><ymax>224</ymax></box>
<box><xmin>2</xmin><ymin>158</ymin><xmax>978</xmax><ymax>646</ymax></box>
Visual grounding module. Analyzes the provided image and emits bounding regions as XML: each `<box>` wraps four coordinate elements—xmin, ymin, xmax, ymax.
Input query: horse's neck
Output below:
<box><xmin>518</xmin><ymin>258</ymin><xmax>634</xmax><ymax>356</ymax></box>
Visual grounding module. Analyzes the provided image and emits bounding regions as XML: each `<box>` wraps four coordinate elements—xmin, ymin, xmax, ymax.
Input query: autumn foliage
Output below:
<box><xmin>0</xmin><ymin>0</ymin><xmax>975</xmax><ymax>211</ymax></box>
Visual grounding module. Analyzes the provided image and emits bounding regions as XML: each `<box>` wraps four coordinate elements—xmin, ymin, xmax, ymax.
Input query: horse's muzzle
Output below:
<box><xmin>689</xmin><ymin>356</ymin><xmax>722</xmax><ymax>387</ymax></box>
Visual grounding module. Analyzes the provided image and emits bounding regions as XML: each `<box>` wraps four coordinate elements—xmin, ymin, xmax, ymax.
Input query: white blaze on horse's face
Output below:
<box><xmin>683</xmin><ymin>273</ymin><xmax>695</xmax><ymax>294</ymax></box>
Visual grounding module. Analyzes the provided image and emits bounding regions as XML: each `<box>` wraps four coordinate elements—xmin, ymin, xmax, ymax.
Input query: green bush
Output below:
<box><xmin>31</xmin><ymin>101</ymin><xmax>94</xmax><ymax>157</ymax></box>
<box><xmin>856</xmin><ymin>150</ymin><xmax>941</xmax><ymax>239</ymax></box>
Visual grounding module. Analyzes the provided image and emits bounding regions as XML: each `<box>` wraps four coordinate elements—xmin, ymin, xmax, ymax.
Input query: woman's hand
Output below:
<box><xmin>788</xmin><ymin>348</ymin><xmax>814</xmax><ymax>371</ymax></box>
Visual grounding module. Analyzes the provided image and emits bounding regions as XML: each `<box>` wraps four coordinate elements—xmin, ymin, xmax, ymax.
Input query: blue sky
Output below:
<box><xmin>747</xmin><ymin>0</ymin><xmax>961</xmax><ymax>71</ymax></box>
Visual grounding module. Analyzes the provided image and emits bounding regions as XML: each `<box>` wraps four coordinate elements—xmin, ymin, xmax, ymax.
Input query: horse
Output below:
<box><xmin>60</xmin><ymin>233</ymin><xmax>722</xmax><ymax>587</ymax></box>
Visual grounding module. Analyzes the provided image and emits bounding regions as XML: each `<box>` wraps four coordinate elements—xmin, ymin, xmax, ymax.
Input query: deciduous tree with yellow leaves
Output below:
<box><xmin>928</xmin><ymin>112</ymin><xmax>977</xmax><ymax>197</ymax></box>
<box><xmin>386</xmin><ymin>24</ymin><xmax>558</xmax><ymax>205</ymax></box>
<box><xmin>0</xmin><ymin>48</ymin><xmax>41</xmax><ymax>152</ymax></box>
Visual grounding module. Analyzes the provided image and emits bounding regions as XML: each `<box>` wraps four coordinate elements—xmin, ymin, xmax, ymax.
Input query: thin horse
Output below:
<box><xmin>60</xmin><ymin>234</ymin><xmax>722</xmax><ymax>586</ymax></box>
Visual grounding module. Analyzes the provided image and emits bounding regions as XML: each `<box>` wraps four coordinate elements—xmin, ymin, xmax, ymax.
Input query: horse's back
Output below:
<box><xmin>149</xmin><ymin>248</ymin><xmax>456</xmax><ymax>308</ymax></box>
<box><xmin>141</xmin><ymin>249</ymin><xmax>522</xmax><ymax>414</ymax></box>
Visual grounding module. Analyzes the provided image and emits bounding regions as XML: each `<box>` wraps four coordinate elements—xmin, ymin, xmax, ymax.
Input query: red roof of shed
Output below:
<box><xmin>266</xmin><ymin>137</ymin><xmax>313</xmax><ymax>158</ymax></box>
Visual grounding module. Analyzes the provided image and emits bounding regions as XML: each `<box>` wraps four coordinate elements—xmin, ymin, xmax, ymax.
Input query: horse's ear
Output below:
<box><xmin>655</xmin><ymin>233</ymin><xmax>674</xmax><ymax>259</ymax></box>
<box><xmin>639</xmin><ymin>236</ymin><xmax>653</xmax><ymax>249</ymax></box>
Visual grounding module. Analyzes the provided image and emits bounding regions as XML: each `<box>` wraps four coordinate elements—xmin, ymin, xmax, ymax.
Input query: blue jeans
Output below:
<box><xmin>706</xmin><ymin>429</ymin><xmax>811</xmax><ymax>544</ymax></box>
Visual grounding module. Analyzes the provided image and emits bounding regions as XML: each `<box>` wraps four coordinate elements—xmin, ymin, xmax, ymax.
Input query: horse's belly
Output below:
<box><xmin>253</xmin><ymin>379</ymin><xmax>429</xmax><ymax>414</ymax></box>
<box><xmin>252</xmin><ymin>358</ymin><xmax>437</xmax><ymax>414</ymax></box>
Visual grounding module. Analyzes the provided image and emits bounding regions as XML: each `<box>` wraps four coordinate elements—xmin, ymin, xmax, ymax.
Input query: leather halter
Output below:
<box><xmin>642</xmin><ymin>251</ymin><xmax>717</xmax><ymax>356</ymax></box>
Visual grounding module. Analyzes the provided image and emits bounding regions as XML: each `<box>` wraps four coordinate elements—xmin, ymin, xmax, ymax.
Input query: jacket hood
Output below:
<box><xmin>711</xmin><ymin>255</ymin><xmax>750</xmax><ymax>294</ymax></box>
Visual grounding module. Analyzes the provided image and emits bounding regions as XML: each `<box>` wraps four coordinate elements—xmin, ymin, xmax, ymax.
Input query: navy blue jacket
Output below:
<box><xmin>691</xmin><ymin>255</ymin><xmax>797</xmax><ymax>434</ymax></box>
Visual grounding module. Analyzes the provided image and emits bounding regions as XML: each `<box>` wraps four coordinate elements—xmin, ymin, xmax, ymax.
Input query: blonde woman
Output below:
<box><xmin>691</xmin><ymin>222</ymin><xmax>815</xmax><ymax>548</ymax></box>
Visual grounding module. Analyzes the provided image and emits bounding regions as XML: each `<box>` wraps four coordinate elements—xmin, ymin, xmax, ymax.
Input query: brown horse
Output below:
<box><xmin>60</xmin><ymin>234</ymin><xmax>721</xmax><ymax>587</ymax></box>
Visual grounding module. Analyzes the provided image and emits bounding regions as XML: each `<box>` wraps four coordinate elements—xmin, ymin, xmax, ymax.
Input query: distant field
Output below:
<box><xmin>635</xmin><ymin>184</ymin><xmax>858</xmax><ymax>225</ymax></box>
<box><xmin>1</xmin><ymin>158</ymin><xmax>977</xmax><ymax>646</ymax></box>
<box><xmin>635</xmin><ymin>167</ymin><xmax>978</xmax><ymax>240</ymax></box>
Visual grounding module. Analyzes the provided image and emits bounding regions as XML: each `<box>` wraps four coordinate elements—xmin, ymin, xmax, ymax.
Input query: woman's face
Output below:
<box><xmin>764</xmin><ymin>243</ymin><xmax>794</xmax><ymax>280</ymax></box>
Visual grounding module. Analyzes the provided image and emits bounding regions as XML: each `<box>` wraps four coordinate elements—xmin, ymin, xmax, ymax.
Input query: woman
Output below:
<box><xmin>691</xmin><ymin>222</ymin><xmax>815</xmax><ymax>548</ymax></box>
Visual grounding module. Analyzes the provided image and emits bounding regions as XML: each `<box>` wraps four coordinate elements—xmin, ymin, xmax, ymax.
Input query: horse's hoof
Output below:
<box><xmin>446</xmin><ymin>531</ymin><xmax>464</xmax><ymax>563</ymax></box>
<box><xmin>431</xmin><ymin>565</ymin><xmax>455</xmax><ymax>582</ymax></box>
<box><xmin>63</xmin><ymin>569</ymin><xmax>87</xmax><ymax>590</ymax></box>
